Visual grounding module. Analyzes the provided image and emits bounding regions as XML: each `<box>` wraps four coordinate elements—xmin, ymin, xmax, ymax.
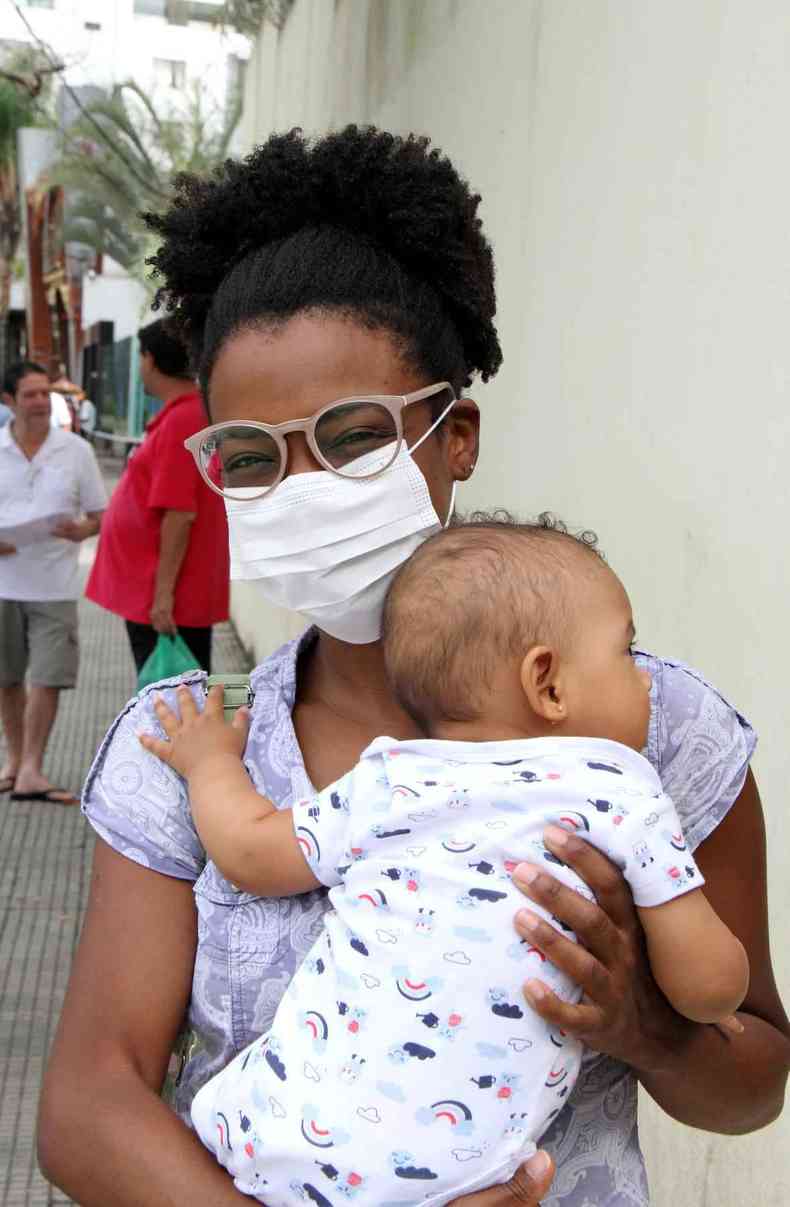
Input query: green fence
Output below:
<box><xmin>93</xmin><ymin>334</ymin><xmax>161</xmax><ymax>440</ymax></box>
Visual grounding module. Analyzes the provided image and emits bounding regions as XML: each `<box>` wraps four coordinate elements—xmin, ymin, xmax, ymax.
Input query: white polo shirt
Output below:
<box><xmin>0</xmin><ymin>424</ymin><xmax>107</xmax><ymax>601</ymax></box>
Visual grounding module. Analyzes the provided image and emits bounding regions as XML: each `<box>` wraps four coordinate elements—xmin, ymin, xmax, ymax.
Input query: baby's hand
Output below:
<box><xmin>139</xmin><ymin>684</ymin><xmax>249</xmax><ymax>779</ymax></box>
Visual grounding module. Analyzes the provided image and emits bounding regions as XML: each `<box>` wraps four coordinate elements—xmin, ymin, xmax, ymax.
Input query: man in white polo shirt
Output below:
<box><xmin>0</xmin><ymin>361</ymin><xmax>107</xmax><ymax>804</ymax></box>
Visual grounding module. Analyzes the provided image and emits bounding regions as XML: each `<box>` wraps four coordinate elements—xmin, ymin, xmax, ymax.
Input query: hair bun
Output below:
<box><xmin>145</xmin><ymin>125</ymin><xmax>501</xmax><ymax>383</ymax></box>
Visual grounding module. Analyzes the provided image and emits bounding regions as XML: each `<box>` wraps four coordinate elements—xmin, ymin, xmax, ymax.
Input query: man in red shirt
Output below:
<box><xmin>86</xmin><ymin>320</ymin><xmax>229</xmax><ymax>673</ymax></box>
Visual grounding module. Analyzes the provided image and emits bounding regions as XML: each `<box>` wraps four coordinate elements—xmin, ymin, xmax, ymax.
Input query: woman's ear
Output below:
<box><xmin>520</xmin><ymin>646</ymin><xmax>567</xmax><ymax>723</ymax></box>
<box><xmin>447</xmin><ymin>399</ymin><xmax>480</xmax><ymax>481</ymax></box>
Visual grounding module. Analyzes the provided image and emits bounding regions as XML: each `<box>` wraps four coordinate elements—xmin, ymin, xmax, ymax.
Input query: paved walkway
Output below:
<box><xmin>0</xmin><ymin>457</ymin><xmax>251</xmax><ymax>1206</ymax></box>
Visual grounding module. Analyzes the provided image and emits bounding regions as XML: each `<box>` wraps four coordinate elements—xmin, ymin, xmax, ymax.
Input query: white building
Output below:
<box><xmin>233</xmin><ymin>5</ymin><xmax>790</xmax><ymax>1206</ymax></box>
<box><xmin>0</xmin><ymin>0</ymin><xmax>248</xmax><ymax>121</ymax></box>
<box><xmin>1</xmin><ymin>0</ymin><xmax>248</xmax><ymax>409</ymax></box>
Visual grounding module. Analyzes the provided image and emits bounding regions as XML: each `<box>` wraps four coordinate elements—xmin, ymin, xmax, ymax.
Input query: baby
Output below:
<box><xmin>141</xmin><ymin>517</ymin><xmax>748</xmax><ymax>1207</ymax></box>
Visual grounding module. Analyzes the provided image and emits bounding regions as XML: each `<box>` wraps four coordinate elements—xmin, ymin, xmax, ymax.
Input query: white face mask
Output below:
<box><xmin>225</xmin><ymin>406</ymin><xmax>457</xmax><ymax>644</ymax></box>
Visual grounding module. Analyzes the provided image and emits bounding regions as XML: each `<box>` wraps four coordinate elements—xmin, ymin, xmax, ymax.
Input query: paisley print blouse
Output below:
<box><xmin>82</xmin><ymin>634</ymin><xmax>756</xmax><ymax>1206</ymax></box>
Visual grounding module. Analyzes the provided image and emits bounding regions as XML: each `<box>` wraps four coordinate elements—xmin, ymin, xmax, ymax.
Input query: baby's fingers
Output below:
<box><xmin>716</xmin><ymin>1014</ymin><xmax>745</xmax><ymax>1036</ymax></box>
<box><xmin>174</xmin><ymin>683</ymin><xmax>200</xmax><ymax>720</ymax></box>
<box><xmin>203</xmin><ymin>683</ymin><xmax>225</xmax><ymax>718</ymax></box>
<box><xmin>153</xmin><ymin>693</ymin><xmax>181</xmax><ymax>737</ymax></box>
<box><xmin>231</xmin><ymin>705</ymin><xmax>251</xmax><ymax>741</ymax></box>
<box><xmin>138</xmin><ymin>731</ymin><xmax>174</xmax><ymax>764</ymax></box>
<box><xmin>151</xmin><ymin>695</ymin><xmax>182</xmax><ymax>738</ymax></box>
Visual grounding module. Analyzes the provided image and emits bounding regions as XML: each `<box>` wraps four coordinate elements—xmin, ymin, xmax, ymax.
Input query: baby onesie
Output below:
<box><xmin>190</xmin><ymin>736</ymin><xmax>702</xmax><ymax>1206</ymax></box>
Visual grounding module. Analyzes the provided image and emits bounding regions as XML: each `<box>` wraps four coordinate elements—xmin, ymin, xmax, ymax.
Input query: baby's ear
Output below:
<box><xmin>520</xmin><ymin>646</ymin><xmax>565</xmax><ymax>724</ymax></box>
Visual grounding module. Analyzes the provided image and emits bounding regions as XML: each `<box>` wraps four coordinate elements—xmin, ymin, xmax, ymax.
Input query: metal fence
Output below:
<box><xmin>88</xmin><ymin>333</ymin><xmax>161</xmax><ymax>446</ymax></box>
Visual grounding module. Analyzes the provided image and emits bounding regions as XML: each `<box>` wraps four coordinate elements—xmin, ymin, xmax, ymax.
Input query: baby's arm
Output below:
<box><xmin>139</xmin><ymin>684</ymin><xmax>321</xmax><ymax>897</ymax></box>
<box><xmin>615</xmin><ymin>791</ymin><xmax>749</xmax><ymax>1024</ymax></box>
<box><xmin>637</xmin><ymin>891</ymin><xmax>749</xmax><ymax>1024</ymax></box>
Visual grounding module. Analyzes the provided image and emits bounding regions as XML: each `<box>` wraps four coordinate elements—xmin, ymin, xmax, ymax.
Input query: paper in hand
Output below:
<box><xmin>0</xmin><ymin>512</ymin><xmax>71</xmax><ymax>548</ymax></box>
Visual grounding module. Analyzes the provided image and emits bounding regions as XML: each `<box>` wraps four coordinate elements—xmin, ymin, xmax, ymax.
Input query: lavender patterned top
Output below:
<box><xmin>82</xmin><ymin>633</ymin><xmax>756</xmax><ymax>1206</ymax></box>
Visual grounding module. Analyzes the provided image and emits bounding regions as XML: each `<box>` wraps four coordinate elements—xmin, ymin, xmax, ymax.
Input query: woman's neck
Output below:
<box><xmin>299</xmin><ymin>630</ymin><xmax>423</xmax><ymax>739</ymax></box>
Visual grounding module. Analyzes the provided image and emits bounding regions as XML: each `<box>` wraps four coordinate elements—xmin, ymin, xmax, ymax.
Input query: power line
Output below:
<box><xmin>10</xmin><ymin>1</ymin><xmax>169</xmax><ymax>203</ymax></box>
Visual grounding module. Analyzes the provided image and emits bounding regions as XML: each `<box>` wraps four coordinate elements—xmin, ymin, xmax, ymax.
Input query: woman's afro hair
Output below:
<box><xmin>143</xmin><ymin>125</ymin><xmax>502</xmax><ymax>393</ymax></box>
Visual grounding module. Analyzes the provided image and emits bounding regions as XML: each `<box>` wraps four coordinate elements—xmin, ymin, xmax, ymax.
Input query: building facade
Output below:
<box><xmin>0</xmin><ymin>1</ymin><xmax>247</xmax><ymax>121</ymax></box>
<box><xmin>1</xmin><ymin>0</ymin><xmax>246</xmax><ymax>424</ymax></box>
<box><xmin>234</xmin><ymin>5</ymin><xmax>790</xmax><ymax>1205</ymax></box>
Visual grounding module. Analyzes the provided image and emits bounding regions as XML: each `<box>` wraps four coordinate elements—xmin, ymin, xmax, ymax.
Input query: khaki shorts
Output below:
<box><xmin>0</xmin><ymin>599</ymin><xmax>79</xmax><ymax>689</ymax></box>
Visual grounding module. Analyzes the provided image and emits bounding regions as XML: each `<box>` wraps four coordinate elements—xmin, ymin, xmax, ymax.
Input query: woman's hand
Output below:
<box><xmin>512</xmin><ymin>824</ymin><xmax>679</xmax><ymax>1072</ymax></box>
<box><xmin>449</xmin><ymin>1152</ymin><xmax>555</xmax><ymax>1205</ymax></box>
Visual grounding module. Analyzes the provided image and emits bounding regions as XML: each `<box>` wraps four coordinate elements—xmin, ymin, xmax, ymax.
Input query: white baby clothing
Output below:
<box><xmin>190</xmin><ymin>736</ymin><xmax>703</xmax><ymax>1206</ymax></box>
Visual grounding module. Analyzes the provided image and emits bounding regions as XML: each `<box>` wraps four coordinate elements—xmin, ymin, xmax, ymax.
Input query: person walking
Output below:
<box><xmin>85</xmin><ymin>319</ymin><xmax>229</xmax><ymax>674</ymax></box>
<box><xmin>0</xmin><ymin>360</ymin><xmax>107</xmax><ymax>804</ymax></box>
<box><xmin>48</xmin><ymin>388</ymin><xmax>73</xmax><ymax>431</ymax></box>
<box><xmin>78</xmin><ymin>395</ymin><xmax>96</xmax><ymax>439</ymax></box>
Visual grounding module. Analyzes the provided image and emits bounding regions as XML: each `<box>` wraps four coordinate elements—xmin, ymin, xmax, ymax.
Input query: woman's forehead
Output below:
<box><xmin>209</xmin><ymin>315</ymin><xmax>424</xmax><ymax>424</ymax></box>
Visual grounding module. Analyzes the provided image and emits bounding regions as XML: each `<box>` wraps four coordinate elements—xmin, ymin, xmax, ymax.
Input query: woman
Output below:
<box><xmin>38</xmin><ymin>126</ymin><xmax>789</xmax><ymax>1206</ymax></box>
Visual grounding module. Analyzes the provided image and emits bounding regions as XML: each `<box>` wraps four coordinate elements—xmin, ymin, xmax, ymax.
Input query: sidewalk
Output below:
<box><xmin>0</xmin><ymin>457</ymin><xmax>251</xmax><ymax>1206</ymax></box>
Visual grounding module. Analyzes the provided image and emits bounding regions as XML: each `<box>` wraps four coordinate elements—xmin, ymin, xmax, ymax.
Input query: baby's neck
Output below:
<box><xmin>428</xmin><ymin>718</ymin><xmax>552</xmax><ymax>744</ymax></box>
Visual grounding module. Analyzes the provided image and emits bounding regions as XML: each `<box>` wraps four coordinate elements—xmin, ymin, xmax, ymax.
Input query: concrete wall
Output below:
<box><xmin>234</xmin><ymin>4</ymin><xmax>789</xmax><ymax>1202</ymax></box>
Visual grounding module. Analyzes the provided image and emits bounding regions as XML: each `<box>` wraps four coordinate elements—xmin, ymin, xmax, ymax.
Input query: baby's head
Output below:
<box><xmin>383</xmin><ymin>514</ymin><xmax>651</xmax><ymax>751</ymax></box>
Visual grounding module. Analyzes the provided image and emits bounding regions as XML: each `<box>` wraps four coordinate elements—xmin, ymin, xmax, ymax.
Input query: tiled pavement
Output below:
<box><xmin>0</xmin><ymin>457</ymin><xmax>251</xmax><ymax>1205</ymax></box>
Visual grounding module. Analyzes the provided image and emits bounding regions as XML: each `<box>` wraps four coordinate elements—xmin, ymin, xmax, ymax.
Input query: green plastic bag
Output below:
<box><xmin>137</xmin><ymin>632</ymin><xmax>201</xmax><ymax>691</ymax></box>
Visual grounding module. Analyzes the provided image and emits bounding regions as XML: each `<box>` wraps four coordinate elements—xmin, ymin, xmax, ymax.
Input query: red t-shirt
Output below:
<box><xmin>86</xmin><ymin>391</ymin><xmax>229</xmax><ymax>627</ymax></box>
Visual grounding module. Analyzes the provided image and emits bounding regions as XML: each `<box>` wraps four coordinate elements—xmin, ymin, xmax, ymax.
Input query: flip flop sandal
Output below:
<box><xmin>10</xmin><ymin>787</ymin><xmax>80</xmax><ymax>806</ymax></box>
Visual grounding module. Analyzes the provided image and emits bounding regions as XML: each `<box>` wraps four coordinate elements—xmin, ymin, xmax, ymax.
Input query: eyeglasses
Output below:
<box><xmin>184</xmin><ymin>381</ymin><xmax>455</xmax><ymax>501</ymax></box>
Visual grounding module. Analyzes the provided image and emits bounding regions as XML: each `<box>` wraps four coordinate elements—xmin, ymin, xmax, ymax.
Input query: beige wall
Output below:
<box><xmin>233</xmin><ymin>4</ymin><xmax>789</xmax><ymax>1201</ymax></box>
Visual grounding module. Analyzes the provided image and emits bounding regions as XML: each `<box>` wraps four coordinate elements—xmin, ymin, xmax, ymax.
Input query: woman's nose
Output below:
<box><xmin>284</xmin><ymin>431</ymin><xmax>323</xmax><ymax>476</ymax></box>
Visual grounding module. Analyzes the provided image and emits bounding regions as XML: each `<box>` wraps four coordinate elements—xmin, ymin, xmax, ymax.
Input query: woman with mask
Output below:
<box><xmin>38</xmin><ymin>127</ymin><xmax>789</xmax><ymax>1207</ymax></box>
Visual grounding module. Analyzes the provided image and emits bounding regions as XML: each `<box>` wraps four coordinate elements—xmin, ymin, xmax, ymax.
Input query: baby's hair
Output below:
<box><xmin>142</xmin><ymin>125</ymin><xmax>501</xmax><ymax>403</ymax></box>
<box><xmin>383</xmin><ymin>512</ymin><xmax>605</xmax><ymax>733</ymax></box>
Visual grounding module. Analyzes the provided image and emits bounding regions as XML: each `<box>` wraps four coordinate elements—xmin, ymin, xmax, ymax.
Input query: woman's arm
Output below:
<box><xmin>38</xmin><ymin>840</ymin><xmax>253</xmax><ymax>1206</ymax></box>
<box><xmin>42</xmin><ymin>813</ymin><xmax>554</xmax><ymax>1206</ymax></box>
<box><xmin>511</xmin><ymin>770</ymin><xmax>790</xmax><ymax>1134</ymax></box>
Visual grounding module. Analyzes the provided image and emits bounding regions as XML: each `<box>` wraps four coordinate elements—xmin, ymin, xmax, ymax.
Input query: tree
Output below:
<box><xmin>47</xmin><ymin>78</ymin><xmax>243</xmax><ymax>286</ymax></box>
<box><xmin>0</xmin><ymin>48</ymin><xmax>57</xmax><ymax>377</ymax></box>
<box><xmin>212</xmin><ymin>1</ymin><xmax>294</xmax><ymax>36</ymax></box>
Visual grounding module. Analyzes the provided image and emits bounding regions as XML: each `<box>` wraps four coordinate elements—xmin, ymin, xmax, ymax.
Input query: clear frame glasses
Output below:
<box><xmin>184</xmin><ymin>381</ymin><xmax>455</xmax><ymax>501</ymax></box>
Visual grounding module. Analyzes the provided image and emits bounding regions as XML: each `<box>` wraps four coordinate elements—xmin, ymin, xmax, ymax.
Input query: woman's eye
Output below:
<box><xmin>329</xmin><ymin>427</ymin><xmax>387</xmax><ymax>447</ymax></box>
<box><xmin>225</xmin><ymin>452</ymin><xmax>275</xmax><ymax>471</ymax></box>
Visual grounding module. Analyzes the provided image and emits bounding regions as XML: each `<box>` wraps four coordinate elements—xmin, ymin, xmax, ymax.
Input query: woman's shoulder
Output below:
<box><xmin>249</xmin><ymin>626</ymin><xmax>315</xmax><ymax>697</ymax></box>
<box><xmin>81</xmin><ymin>671</ymin><xmax>208</xmax><ymax>880</ymax></box>
<box><xmin>81</xmin><ymin>634</ymin><xmax>310</xmax><ymax>879</ymax></box>
<box><xmin>636</xmin><ymin>651</ymin><xmax>757</xmax><ymax>850</ymax></box>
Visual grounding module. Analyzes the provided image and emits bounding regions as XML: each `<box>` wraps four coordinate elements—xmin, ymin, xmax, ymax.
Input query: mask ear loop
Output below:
<box><xmin>444</xmin><ymin>480</ymin><xmax>457</xmax><ymax>528</ymax></box>
<box><xmin>406</xmin><ymin>393</ymin><xmax>460</xmax><ymax>528</ymax></box>
<box><xmin>406</xmin><ymin>393</ymin><xmax>457</xmax><ymax>456</ymax></box>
